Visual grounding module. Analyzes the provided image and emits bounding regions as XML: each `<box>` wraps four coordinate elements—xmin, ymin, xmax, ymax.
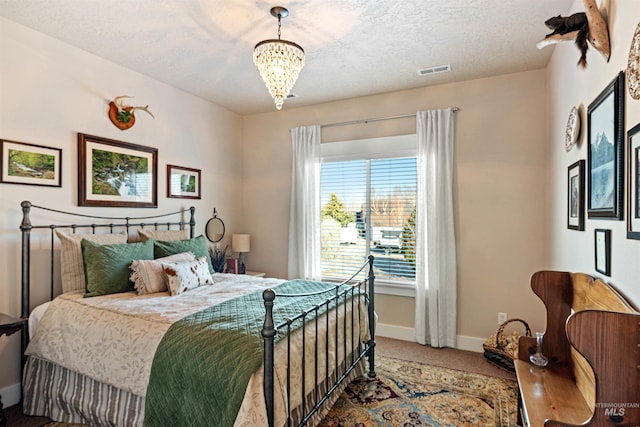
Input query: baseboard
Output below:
<box><xmin>376</xmin><ymin>324</ymin><xmax>485</xmax><ymax>353</ymax></box>
<box><xmin>0</xmin><ymin>382</ymin><xmax>21</xmax><ymax>408</ymax></box>
<box><xmin>376</xmin><ymin>323</ymin><xmax>415</xmax><ymax>341</ymax></box>
<box><xmin>455</xmin><ymin>335</ymin><xmax>485</xmax><ymax>353</ymax></box>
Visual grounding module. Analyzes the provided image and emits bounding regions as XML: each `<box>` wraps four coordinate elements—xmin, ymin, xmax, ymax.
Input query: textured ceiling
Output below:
<box><xmin>0</xmin><ymin>0</ymin><xmax>574</xmax><ymax>115</ymax></box>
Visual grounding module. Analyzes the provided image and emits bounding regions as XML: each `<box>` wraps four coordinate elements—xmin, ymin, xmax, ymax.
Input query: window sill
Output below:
<box><xmin>374</xmin><ymin>281</ymin><xmax>415</xmax><ymax>298</ymax></box>
<box><xmin>322</xmin><ymin>277</ymin><xmax>415</xmax><ymax>298</ymax></box>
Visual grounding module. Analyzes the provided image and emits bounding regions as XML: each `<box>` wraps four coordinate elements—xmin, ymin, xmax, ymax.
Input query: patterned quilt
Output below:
<box><xmin>145</xmin><ymin>279</ymin><xmax>364</xmax><ymax>427</ymax></box>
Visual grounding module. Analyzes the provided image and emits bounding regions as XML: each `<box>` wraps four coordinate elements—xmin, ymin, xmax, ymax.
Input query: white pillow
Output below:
<box><xmin>162</xmin><ymin>256</ymin><xmax>213</xmax><ymax>296</ymax></box>
<box><xmin>130</xmin><ymin>252</ymin><xmax>196</xmax><ymax>295</ymax></box>
<box><xmin>137</xmin><ymin>228</ymin><xmax>189</xmax><ymax>242</ymax></box>
<box><xmin>56</xmin><ymin>230</ymin><xmax>128</xmax><ymax>293</ymax></box>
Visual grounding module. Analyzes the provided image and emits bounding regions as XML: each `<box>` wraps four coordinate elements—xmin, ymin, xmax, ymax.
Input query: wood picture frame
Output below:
<box><xmin>628</xmin><ymin>122</ymin><xmax>640</xmax><ymax>240</ymax></box>
<box><xmin>594</xmin><ymin>228</ymin><xmax>611</xmax><ymax>276</ymax></box>
<box><xmin>167</xmin><ymin>164</ymin><xmax>201</xmax><ymax>199</ymax></box>
<box><xmin>78</xmin><ymin>133</ymin><xmax>157</xmax><ymax>207</ymax></box>
<box><xmin>1</xmin><ymin>139</ymin><xmax>61</xmax><ymax>187</ymax></box>
<box><xmin>567</xmin><ymin>160</ymin><xmax>585</xmax><ymax>231</ymax></box>
<box><xmin>226</xmin><ymin>258</ymin><xmax>239</xmax><ymax>274</ymax></box>
<box><xmin>587</xmin><ymin>71</ymin><xmax>625</xmax><ymax>219</ymax></box>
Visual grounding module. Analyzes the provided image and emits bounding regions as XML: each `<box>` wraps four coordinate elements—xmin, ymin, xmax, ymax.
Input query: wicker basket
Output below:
<box><xmin>483</xmin><ymin>318</ymin><xmax>531</xmax><ymax>372</ymax></box>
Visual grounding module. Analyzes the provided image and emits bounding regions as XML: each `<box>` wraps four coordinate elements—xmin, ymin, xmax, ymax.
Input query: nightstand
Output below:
<box><xmin>245</xmin><ymin>271</ymin><xmax>266</xmax><ymax>277</ymax></box>
<box><xmin>0</xmin><ymin>313</ymin><xmax>27</xmax><ymax>427</ymax></box>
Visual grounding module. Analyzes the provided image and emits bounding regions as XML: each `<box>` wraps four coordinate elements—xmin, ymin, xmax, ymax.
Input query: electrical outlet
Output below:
<box><xmin>498</xmin><ymin>312</ymin><xmax>508</xmax><ymax>325</ymax></box>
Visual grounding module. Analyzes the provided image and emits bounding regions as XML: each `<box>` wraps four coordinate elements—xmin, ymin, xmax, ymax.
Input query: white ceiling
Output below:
<box><xmin>0</xmin><ymin>0</ymin><xmax>574</xmax><ymax>115</ymax></box>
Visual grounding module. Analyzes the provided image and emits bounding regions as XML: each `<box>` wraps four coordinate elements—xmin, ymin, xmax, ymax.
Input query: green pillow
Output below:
<box><xmin>81</xmin><ymin>239</ymin><xmax>154</xmax><ymax>297</ymax></box>
<box><xmin>154</xmin><ymin>235</ymin><xmax>214</xmax><ymax>273</ymax></box>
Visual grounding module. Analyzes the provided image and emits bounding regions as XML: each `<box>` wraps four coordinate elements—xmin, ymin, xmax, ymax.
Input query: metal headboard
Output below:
<box><xmin>19</xmin><ymin>200</ymin><xmax>196</xmax><ymax>320</ymax></box>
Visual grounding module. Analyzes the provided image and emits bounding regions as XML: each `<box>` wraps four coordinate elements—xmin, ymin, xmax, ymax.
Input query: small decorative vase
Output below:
<box><xmin>530</xmin><ymin>331</ymin><xmax>549</xmax><ymax>367</ymax></box>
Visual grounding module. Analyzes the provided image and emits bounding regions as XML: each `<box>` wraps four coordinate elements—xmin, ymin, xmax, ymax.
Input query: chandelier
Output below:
<box><xmin>253</xmin><ymin>6</ymin><xmax>305</xmax><ymax>110</ymax></box>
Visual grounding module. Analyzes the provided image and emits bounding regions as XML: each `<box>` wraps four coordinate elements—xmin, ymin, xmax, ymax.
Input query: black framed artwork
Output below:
<box><xmin>567</xmin><ymin>160</ymin><xmax>585</xmax><ymax>231</ymax></box>
<box><xmin>594</xmin><ymin>228</ymin><xmax>611</xmax><ymax>276</ymax></box>
<box><xmin>78</xmin><ymin>133</ymin><xmax>158</xmax><ymax>208</ymax></box>
<box><xmin>587</xmin><ymin>71</ymin><xmax>625</xmax><ymax>219</ymax></box>
<box><xmin>628</xmin><ymin>122</ymin><xmax>640</xmax><ymax>239</ymax></box>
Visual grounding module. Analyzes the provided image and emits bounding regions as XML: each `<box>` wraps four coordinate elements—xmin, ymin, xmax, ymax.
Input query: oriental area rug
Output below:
<box><xmin>319</xmin><ymin>356</ymin><xmax>519</xmax><ymax>427</ymax></box>
<box><xmin>43</xmin><ymin>356</ymin><xmax>518</xmax><ymax>427</ymax></box>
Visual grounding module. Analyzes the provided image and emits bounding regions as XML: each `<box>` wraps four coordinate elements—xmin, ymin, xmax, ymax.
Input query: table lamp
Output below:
<box><xmin>232</xmin><ymin>234</ymin><xmax>250</xmax><ymax>274</ymax></box>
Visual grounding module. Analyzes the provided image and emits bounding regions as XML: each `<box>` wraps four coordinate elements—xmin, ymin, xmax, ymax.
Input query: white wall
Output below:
<box><xmin>547</xmin><ymin>1</ymin><xmax>640</xmax><ymax>306</ymax></box>
<box><xmin>0</xmin><ymin>17</ymin><xmax>244</xmax><ymax>403</ymax></box>
<box><xmin>242</xmin><ymin>69</ymin><xmax>551</xmax><ymax>348</ymax></box>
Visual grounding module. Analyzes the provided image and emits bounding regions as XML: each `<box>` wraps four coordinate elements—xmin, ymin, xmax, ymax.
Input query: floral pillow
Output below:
<box><xmin>130</xmin><ymin>252</ymin><xmax>196</xmax><ymax>295</ymax></box>
<box><xmin>162</xmin><ymin>256</ymin><xmax>213</xmax><ymax>296</ymax></box>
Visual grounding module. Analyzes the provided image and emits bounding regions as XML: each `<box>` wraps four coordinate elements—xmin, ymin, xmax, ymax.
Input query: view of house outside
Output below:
<box><xmin>320</xmin><ymin>157</ymin><xmax>417</xmax><ymax>283</ymax></box>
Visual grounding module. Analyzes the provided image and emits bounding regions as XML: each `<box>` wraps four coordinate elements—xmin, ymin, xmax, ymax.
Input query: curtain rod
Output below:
<box><xmin>320</xmin><ymin>108</ymin><xmax>460</xmax><ymax>129</ymax></box>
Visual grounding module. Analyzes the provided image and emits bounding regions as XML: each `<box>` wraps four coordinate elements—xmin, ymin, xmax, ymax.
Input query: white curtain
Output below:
<box><xmin>414</xmin><ymin>109</ymin><xmax>457</xmax><ymax>347</ymax></box>
<box><xmin>287</xmin><ymin>125</ymin><xmax>321</xmax><ymax>280</ymax></box>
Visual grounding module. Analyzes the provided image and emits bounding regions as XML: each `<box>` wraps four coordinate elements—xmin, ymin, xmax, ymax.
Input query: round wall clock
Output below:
<box><xmin>627</xmin><ymin>22</ymin><xmax>640</xmax><ymax>100</ymax></box>
<box><xmin>565</xmin><ymin>106</ymin><xmax>580</xmax><ymax>152</ymax></box>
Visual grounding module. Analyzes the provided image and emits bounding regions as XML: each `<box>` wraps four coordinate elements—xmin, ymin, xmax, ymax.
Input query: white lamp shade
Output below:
<box><xmin>232</xmin><ymin>234</ymin><xmax>251</xmax><ymax>253</ymax></box>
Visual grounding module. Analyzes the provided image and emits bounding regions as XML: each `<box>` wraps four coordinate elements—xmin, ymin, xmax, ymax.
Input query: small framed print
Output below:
<box><xmin>594</xmin><ymin>228</ymin><xmax>611</xmax><ymax>276</ymax></box>
<box><xmin>567</xmin><ymin>160</ymin><xmax>585</xmax><ymax>231</ymax></box>
<box><xmin>1</xmin><ymin>139</ymin><xmax>62</xmax><ymax>187</ymax></box>
<box><xmin>167</xmin><ymin>165</ymin><xmax>201</xmax><ymax>199</ymax></box>
<box><xmin>226</xmin><ymin>258</ymin><xmax>238</xmax><ymax>274</ymax></box>
<box><xmin>627</xmin><ymin>122</ymin><xmax>640</xmax><ymax>240</ymax></box>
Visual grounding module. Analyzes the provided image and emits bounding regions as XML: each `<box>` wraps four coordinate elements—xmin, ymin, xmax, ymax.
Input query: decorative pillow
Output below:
<box><xmin>81</xmin><ymin>239</ymin><xmax>154</xmax><ymax>297</ymax></box>
<box><xmin>162</xmin><ymin>256</ymin><xmax>214</xmax><ymax>296</ymax></box>
<box><xmin>56</xmin><ymin>230</ymin><xmax>128</xmax><ymax>293</ymax></box>
<box><xmin>130</xmin><ymin>252</ymin><xmax>196</xmax><ymax>295</ymax></box>
<box><xmin>137</xmin><ymin>228</ymin><xmax>189</xmax><ymax>242</ymax></box>
<box><xmin>154</xmin><ymin>235</ymin><xmax>214</xmax><ymax>273</ymax></box>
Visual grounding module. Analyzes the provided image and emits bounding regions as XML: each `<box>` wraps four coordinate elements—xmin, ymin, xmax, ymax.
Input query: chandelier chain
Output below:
<box><xmin>277</xmin><ymin>16</ymin><xmax>282</xmax><ymax>40</ymax></box>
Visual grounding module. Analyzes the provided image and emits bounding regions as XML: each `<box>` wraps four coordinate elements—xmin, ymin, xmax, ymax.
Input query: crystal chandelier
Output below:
<box><xmin>253</xmin><ymin>6</ymin><xmax>305</xmax><ymax>110</ymax></box>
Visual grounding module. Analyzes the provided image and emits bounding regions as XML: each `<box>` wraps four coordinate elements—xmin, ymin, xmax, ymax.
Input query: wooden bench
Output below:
<box><xmin>514</xmin><ymin>271</ymin><xmax>640</xmax><ymax>427</ymax></box>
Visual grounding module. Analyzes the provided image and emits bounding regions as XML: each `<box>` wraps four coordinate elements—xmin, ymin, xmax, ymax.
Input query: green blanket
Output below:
<box><xmin>144</xmin><ymin>280</ymin><xmax>363</xmax><ymax>427</ymax></box>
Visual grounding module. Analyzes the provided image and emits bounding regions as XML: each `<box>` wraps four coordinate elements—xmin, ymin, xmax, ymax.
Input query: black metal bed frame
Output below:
<box><xmin>19</xmin><ymin>200</ymin><xmax>376</xmax><ymax>427</ymax></box>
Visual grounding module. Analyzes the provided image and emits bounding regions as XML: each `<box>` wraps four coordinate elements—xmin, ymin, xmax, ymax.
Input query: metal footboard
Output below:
<box><xmin>262</xmin><ymin>255</ymin><xmax>376</xmax><ymax>427</ymax></box>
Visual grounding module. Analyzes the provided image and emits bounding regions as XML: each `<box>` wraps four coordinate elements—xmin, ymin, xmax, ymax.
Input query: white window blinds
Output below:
<box><xmin>320</xmin><ymin>156</ymin><xmax>417</xmax><ymax>283</ymax></box>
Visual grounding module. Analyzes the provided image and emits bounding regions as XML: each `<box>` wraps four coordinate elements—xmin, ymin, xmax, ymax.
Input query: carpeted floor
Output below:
<box><xmin>5</xmin><ymin>336</ymin><xmax>516</xmax><ymax>426</ymax></box>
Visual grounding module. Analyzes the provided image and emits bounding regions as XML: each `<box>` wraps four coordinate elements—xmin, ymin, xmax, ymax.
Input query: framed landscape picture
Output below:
<box><xmin>167</xmin><ymin>164</ymin><xmax>201</xmax><ymax>199</ymax></box>
<box><xmin>567</xmin><ymin>160</ymin><xmax>585</xmax><ymax>231</ymax></box>
<box><xmin>78</xmin><ymin>133</ymin><xmax>157</xmax><ymax>207</ymax></box>
<box><xmin>1</xmin><ymin>139</ymin><xmax>61</xmax><ymax>187</ymax></box>
<box><xmin>587</xmin><ymin>71</ymin><xmax>624</xmax><ymax>219</ymax></box>
<box><xmin>628</xmin><ymin>122</ymin><xmax>640</xmax><ymax>239</ymax></box>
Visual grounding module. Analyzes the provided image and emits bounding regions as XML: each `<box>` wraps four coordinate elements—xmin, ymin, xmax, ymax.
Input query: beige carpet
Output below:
<box><xmin>375</xmin><ymin>336</ymin><xmax>515</xmax><ymax>381</ymax></box>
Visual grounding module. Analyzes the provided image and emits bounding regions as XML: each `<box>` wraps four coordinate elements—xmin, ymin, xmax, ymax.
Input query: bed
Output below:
<box><xmin>18</xmin><ymin>201</ymin><xmax>376</xmax><ymax>427</ymax></box>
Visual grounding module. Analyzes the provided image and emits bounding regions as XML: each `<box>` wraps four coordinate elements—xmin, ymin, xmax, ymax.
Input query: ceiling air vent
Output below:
<box><xmin>417</xmin><ymin>64</ymin><xmax>451</xmax><ymax>76</ymax></box>
<box><xmin>286</xmin><ymin>93</ymin><xmax>298</xmax><ymax>99</ymax></box>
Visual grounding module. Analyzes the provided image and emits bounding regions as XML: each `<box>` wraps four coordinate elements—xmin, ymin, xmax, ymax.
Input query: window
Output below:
<box><xmin>320</xmin><ymin>135</ymin><xmax>417</xmax><ymax>287</ymax></box>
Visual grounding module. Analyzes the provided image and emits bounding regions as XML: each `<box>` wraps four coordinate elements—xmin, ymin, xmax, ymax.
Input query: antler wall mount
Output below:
<box><xmin>108</xmin><ymin>95</ymin><xmax>155</xmax><ymax>130</ymax></box>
